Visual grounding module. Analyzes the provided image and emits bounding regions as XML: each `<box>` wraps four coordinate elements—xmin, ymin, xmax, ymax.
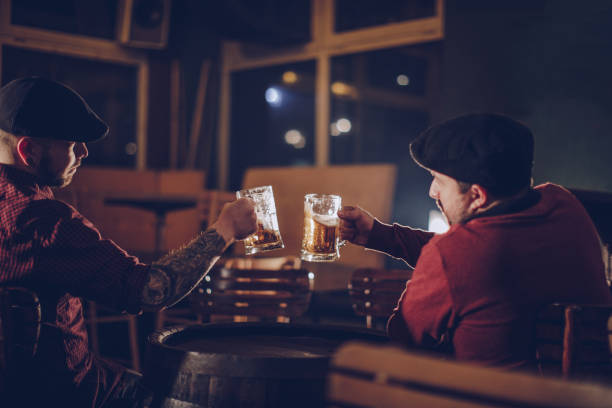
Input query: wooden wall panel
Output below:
<box><xmin>57</xmin><ymin>166</ymin><xmax>205</xmax><ymax>255</ymax></box>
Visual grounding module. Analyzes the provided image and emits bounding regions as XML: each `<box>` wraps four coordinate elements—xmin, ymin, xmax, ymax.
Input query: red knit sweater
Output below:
<box><xmin>367</xmin><ymin>183</ymin><xmax>612</xmax><ymax>368</ymax></box>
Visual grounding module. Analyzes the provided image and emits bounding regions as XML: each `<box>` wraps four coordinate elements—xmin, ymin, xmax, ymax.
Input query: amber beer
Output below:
<box><xmin>244</xmin><ymin>222</ymin><xmax>282</xmax><ymax>249</ymax></box>
<box><xmin>303</xmin><ymin>213</ymin><xmax>339</xmax><ymax>255</ymax></box>
<box><xmin>236</xmin><ymin>185</ymin><xmax>284</xmax><ymax>255</ymax></box>
<box><xmin>301</xmin><ymin>194</ymin><xmax>343</xmax><ymax>262</ymax></box>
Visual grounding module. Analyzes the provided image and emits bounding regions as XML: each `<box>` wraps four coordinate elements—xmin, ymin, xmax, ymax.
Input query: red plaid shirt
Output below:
<box><xmin>0</xmin><ymin>164</ymin><xmax>149</xmax><ymax>406</ymax></box>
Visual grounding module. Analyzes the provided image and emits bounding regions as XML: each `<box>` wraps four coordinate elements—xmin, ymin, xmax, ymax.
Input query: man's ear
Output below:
<box><xmin>16</xmin><ymin>137</ymin><xmax>40</xmax><ymax>167</ymax></box>
<box><xmin>468</xmin><ymin>184</ymin><xmax>489</xmax><ymax>212</ymax></box>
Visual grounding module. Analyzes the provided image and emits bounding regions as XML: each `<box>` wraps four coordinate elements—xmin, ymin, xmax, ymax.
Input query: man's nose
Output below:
<box><xmin>429</xmin><ymin>182</ymin><xmax>438</xmax><ymax>199</ymax></box>
<box><xmin>76</xmin><ymin>142</ymin><xmax>88</xmax><ymax>159</ymax></box>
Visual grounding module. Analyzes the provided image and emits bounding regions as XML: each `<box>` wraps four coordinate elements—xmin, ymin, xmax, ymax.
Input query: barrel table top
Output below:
<box><xmin>145</xmin><ymin>323</ymin><xmax>389</xmax><ymax>407</ymax></box>
<box><xmin>146</xmin><ymin>322</ymin><xmax>388</xmax><ymax>378</ymax></box>
<box><xmin>155</xmin><ymin>322</ymin><xmax>386</xmax><ymax>355</ymax></box>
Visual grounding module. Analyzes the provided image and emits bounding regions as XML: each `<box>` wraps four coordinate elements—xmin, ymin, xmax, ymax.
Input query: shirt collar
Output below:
<box><xmin>466</xmin><ymin>189</ymin><xmax>541</xmax><ymax>223</ymax></box>
<box><xmin>0</xmin><ymin>164</ymin><xmax>54</xmax><ymax>199</ymax></box>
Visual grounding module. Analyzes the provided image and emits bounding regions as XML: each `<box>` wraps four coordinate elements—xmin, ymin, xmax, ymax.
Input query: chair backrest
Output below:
<box><xmin>349</xmin><ymin>268</ymin><xmax>412</xmax><ymax>328</ymax></box>
<box><xmin>536</xmin><ymin>303</ymin><xmax>612</xmax><ymax>381</ymax></box>
<box><xmin>190</xmin><ymin>257</ymin><xmax>312</xmax><ymax>322</ymax></box>
<box><xmin>0</xmin><ymin>287</ymin><xmax>41</xmax><ymax>392</ymax></box>
<box><xmin>327</xmin><ymin>341</ymin><xmax>612</xmax><ymax>408</ymax></box>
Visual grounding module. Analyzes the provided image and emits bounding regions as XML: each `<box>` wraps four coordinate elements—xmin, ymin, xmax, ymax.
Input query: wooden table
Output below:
<box><xmin>104</xmin><ymin>194</ymin><xmax>197</xmax><ymax>256</ymax></box>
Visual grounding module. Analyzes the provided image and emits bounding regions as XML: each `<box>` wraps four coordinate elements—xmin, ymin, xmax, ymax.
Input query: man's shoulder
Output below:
<box><xmin>6</xmin><ymin>194</ymin><xmax>78</xmax><ymax>230</ymax></box>
<box><xmin>428</xmin><ymin>223</ymin><xmax>489</xmax><ymax>250</ymax></box>
<box><xmin>425</xmin><ymin>224</ymin><xmax>502</xmax><ymax>270</ymax></box>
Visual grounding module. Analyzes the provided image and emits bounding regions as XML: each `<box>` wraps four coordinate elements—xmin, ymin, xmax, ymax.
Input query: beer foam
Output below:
<box><xmin>312</xmin><ymin>213</ymin><xmax>338</xmax><ymax>227</ymax></box>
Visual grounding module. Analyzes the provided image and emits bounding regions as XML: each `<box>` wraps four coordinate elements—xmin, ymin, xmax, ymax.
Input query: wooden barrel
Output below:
<box><xmin>144</xmin><ymin>323</ymin><xmax>388</xmax><ymax>408</ymax></box>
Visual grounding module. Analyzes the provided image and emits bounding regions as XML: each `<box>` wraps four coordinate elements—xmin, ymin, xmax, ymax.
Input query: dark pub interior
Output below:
<box><xmin>1</xmin><ymin>1</ymin><xmax>612</xmax><ymax>407</ymax></box>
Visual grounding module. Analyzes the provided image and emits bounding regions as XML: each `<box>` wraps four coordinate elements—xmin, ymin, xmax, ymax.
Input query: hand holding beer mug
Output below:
<box><xmin>301</xmin><ymin>194</ymin><xmax>345</xmax><ymax>262</ymax></box>
<box><xmin>236</xmin><ymin>185</ymin><xmax>284</xmax><ymax>255</ymax></box>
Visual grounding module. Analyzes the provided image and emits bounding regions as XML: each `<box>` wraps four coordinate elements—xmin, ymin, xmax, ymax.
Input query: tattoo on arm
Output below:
<box><xmin>140</xmin><ymin>228</ymin><xmax>227</xmax><ymax>310</ymax></box>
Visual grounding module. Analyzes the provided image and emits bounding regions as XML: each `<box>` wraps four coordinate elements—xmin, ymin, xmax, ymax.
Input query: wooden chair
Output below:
<box><xmin>84</xmin><ymin>302</ymin><xmax>141</xmax><ymax>371</ymax></box>
<box><xmin>327</xmin><ymin>341</ymin><xmax>612</xmax><ymax>408</ymax></box>
<box><xmin>536</xmin><ymin>303</ymin><xmax>612</xmax><ymax>381</ymax></box>
<box><xmin>348</xmin><ymin>268</ymin><xmax>412</xmax><ymax>328</ymax></box>
<box><xmin>189</xmin><ymin>257</ymin><xmax>313</xmax><ymax>323</ymax></box>
<box><xmin>0</xmin><ymin>287</ymin><xmax>41</xmax><ymax>394</ymax></box>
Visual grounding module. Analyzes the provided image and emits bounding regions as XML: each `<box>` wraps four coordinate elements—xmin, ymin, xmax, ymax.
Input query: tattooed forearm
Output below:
<box><xmin>140</xmin><ymin>228</ymin><xmax>227</xmax><ymax>310</ymax></box>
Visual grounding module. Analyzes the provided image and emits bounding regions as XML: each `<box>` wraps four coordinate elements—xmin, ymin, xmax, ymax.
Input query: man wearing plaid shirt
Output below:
<box><xmin>0</xmin><ymin>77</ymin><xmax>257</xmax><ymax>407</ymax></box>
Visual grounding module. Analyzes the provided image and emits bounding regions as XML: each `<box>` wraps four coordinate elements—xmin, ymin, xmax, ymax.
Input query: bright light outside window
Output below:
<box><xmin>265</xmin><ymin>87</ymin><xmax>282</xmax><ymax>106</ymax></box>
<box><xmin>428</xmin><ymin>210</ymin><xmax>449</xmax><ymax>233</ymax></box>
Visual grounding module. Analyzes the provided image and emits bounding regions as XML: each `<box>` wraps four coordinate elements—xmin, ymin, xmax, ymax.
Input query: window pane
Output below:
<box><xmin>12</xmin><ymin>0</ymin><xmax>118</xmax><ymax>39</ymax></box>
<box><xmin>335</xmin><ymin>0</ymin><xmax>436</xmax><ymax>32</ymax></box>
<box><xmin>203</xmin><ymin>0</ymin><xmax>311</xmax><ymax>46</ymax></box>
<box><xmin>230</xmin><ymin>61</ymin><xmax>315</xmax><ymax>190</ymax></box>
<box><xmin>330</xmin><ymin>44</ymin><xmax>439</xmax><ymax>232</ymax></box>
<box><xmin>2</xmin><ymin>46</ymin><xmax>138</xmax><ymax>167</ymax></box>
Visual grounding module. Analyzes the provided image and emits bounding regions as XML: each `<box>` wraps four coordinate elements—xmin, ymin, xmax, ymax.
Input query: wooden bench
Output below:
<box><xmin>328</xmin><ymin>341</ymin><xmax>612</xmax><ymax>408</ymax></box>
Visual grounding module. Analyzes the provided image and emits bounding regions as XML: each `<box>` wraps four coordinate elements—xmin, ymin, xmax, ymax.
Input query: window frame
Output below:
<box><xmin>0</xmin><ymin>0</ymin><xmax>150</xmax><ymax>169</ymax></box>
<box><xmin>217</xmin><ymin>0</ymin><xmax>444</xmax><ymax>189</ymax></box>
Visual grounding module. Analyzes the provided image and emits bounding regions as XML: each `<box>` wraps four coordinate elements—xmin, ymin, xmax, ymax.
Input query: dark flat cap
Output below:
<box><xmin>410</xmin><ymin>113</ymin><xmax>534</xmax><ymax>196</ymax></box>
<box><xmin>0</xmin><ymin>77</ymin><xmax>108</xmax><ymax>142</ymax></box>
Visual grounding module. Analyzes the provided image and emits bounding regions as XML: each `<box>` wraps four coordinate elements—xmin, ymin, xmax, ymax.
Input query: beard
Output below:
<box><xmin>36</xmin><ymin>154</ymin><xmax>73</xmax><ymax>188</ymax></box>
<box><xmin>436</xmin><ymin>198</ymin><xmax>473</xmax><ymax>226</ymax></box>
<box><xmin>436</xmin><ymin>199</ymin><xmax>451</xmax><ymax>225</ymax></box>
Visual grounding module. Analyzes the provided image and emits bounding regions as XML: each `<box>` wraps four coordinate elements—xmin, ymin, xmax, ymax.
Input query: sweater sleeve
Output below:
<box><xmin>366</xmin><ymin>219</ymin><xmax>435</xmax><ymax>267</ymax></box>
<box><xmin>387</xmin><ymin>241</ymin><xmax>455</xmax><ymax>351</ymax></box>
<box><xmin>28</xmin><ymin>199</ymin><xmax>150</xmax><ymax>314</ymax></box>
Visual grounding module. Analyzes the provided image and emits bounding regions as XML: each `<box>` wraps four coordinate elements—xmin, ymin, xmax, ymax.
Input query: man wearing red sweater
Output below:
<box><xmin>338</xmin><ymin>113</ymin><xmax>612</xmax><ymax>368</ymax></box>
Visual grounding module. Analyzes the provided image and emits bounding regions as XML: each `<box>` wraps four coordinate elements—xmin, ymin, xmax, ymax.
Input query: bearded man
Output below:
<box><xmin>0</xmin><ymin>77</ymin><xmax>257</xmax><ymax>407</ymax></box>
<box><xmin>338</xmin><ymin>113</ymin><xmax>612</xmax><ymax>368</ymax></box>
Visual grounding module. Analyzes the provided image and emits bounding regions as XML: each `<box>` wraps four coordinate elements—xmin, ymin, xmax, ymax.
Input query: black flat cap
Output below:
<box><xmin>0</xmin><ymin>77</ymin><xmax>108</xmax><ymax>142</ymax></box>
<box><xmin>410</xmin><ymin>113</ymin><xmax>534</xmax><ymax>197</ymax></box>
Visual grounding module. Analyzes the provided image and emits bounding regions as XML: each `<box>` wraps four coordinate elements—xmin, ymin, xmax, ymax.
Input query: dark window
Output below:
<box><xmin>2</xmin><ymin>46</ymin><xmax>138</xmax><ymax>167</ymax></box>
<box><xmin>200</xmin><ymin>0</ymin><xmax>311</xmax><ymax>46</ymax></box>
<box><xmin>229</xmin><ymin>61</ymin><xmax>315</xmax><ymax>190</ymax></box>
<box><xmin>335</xmin><ymin>0</ymin><xmax>436</xmax><ymax>32</ymax></box>
<box><xmin>330</xmin><ymin>44</ymin><xmax>440</xmax><ymax>231</ymax></box>
<box><xmin>11</xmin><ymin>0</ymin><xmax>118</xmax><ymax>39</ymax></box>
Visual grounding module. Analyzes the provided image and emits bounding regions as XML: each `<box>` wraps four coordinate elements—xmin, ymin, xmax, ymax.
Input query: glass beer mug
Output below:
<box><xmin>301</xmin><ymin>194</ymin><xmax>344</xmax><ymax>262</ymax></box>
<box><xmin>236</xmin><ymin>185</ymin><xmax>284</xmax><ymax>255</ymax></box>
